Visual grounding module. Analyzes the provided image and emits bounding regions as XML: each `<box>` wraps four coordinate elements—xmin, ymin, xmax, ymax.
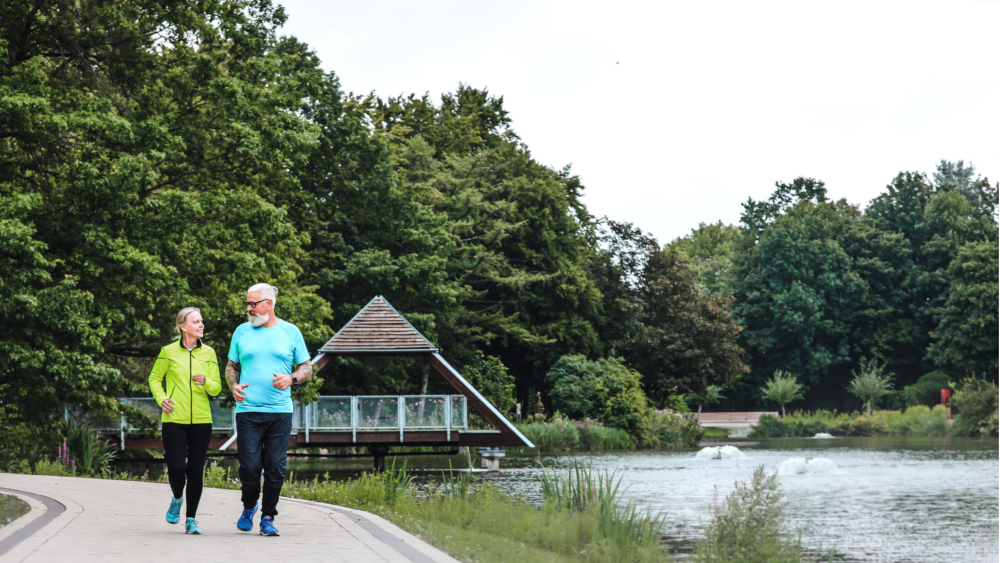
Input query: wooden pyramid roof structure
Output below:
<box><xmin>318</xmin><ymin>296</ymin><xmax>438</xmax><ymax>355</ymax></box>
<box><xmin>311</xmin><ymin>295</ymin><xmax>534</xmax><ymax>448</ymax></box>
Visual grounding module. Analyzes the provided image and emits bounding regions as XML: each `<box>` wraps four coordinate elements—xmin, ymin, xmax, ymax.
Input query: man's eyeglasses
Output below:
<box><xmin>245</xmin><ymin>299</ymin><xmax>270</xmax><ymax>309</ymax></box>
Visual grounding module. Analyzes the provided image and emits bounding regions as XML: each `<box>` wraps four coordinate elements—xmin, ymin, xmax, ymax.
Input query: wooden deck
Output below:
<box><xmin>119</xmin><ymin>429</ymin><xmax>519</xmax><ymax>451</ymax></box>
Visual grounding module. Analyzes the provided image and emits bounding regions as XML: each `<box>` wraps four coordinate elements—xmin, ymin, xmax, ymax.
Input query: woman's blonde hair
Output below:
<box><xmin>175</xmin><ymin>307</ymin><xmax>202</xmax><ymax>335</ymax></box>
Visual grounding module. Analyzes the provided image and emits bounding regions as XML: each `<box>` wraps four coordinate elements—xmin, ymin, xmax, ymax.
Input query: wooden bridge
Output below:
<box><xmin>105</xmin><ymin>296</ymin><xmax>533</xmax><ymax>467</ymax></box>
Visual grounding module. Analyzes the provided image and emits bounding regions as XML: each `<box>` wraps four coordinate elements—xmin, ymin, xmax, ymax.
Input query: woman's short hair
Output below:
<box><xmin>247</xmin><ymin>283</ymin><xmax>278</xmax><ymax>307</ymax></box>
<box><xmin>175</xmin><ymin>307</ymin><xmax>201</xmax><ymax>335</ymax></box>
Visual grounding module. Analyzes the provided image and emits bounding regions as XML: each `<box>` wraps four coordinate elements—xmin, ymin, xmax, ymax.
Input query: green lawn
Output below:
<box><xmin>701</xmin><ymin>427</ymin><xmax>730</xmax><ymax>438</ymax></box>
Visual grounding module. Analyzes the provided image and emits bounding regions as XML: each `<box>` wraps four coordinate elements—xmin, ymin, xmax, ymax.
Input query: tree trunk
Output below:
<box><xmin>781</xmin><ymin>404</ymin><xmax>786</xmax><ymax>419</ymax></box>
<box><xmin>697</xmin><ymin>403</ymin><xmax>703</xmax><ymax>415</ymax></box>
<box><xmin>866</xmin><ymin>399</ymin><xmax>871</xmax><ymax>416</ymax></box>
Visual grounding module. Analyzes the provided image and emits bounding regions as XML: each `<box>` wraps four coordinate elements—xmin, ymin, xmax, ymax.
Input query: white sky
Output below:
<box><xmin>277</xmin><ymin>0</ymin><xmax>999</xmax><ymax>243</ymax></box>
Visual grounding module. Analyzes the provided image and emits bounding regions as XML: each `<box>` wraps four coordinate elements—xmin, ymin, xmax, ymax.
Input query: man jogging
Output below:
<box><xmin>226</xmin><ymin>283</ymin><xmax>312</xmax><ymax>536</ymax></box>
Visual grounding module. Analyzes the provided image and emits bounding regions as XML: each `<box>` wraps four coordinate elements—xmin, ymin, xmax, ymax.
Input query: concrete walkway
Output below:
<box><xmin>0</xmin><ymin>474</ymin><xmax>458</xmax><ymax>563</ymax></box>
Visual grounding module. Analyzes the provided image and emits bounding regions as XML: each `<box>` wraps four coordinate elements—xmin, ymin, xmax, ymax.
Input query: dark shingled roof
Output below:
<box><xmin>319</xmin><ymin>296</ymin><xmax>438</xmax><ymax>354</ymax></box>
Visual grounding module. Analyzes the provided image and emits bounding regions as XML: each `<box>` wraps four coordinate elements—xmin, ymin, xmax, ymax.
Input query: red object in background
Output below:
<box><xmin>941</xmin><ymin>389</ymin><xmax>952</xmax><ymax>420</ymax></box>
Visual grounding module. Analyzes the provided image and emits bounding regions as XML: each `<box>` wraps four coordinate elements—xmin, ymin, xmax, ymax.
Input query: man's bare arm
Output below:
<box><xmin>292</xmin><ymin>361</ymin><xmax>313</xmax><ymax>383</ymax></box>
<box><xmin>226</xmin><ymin>360</ymin><xmax>241</xmax><ymax>388</ymax></box>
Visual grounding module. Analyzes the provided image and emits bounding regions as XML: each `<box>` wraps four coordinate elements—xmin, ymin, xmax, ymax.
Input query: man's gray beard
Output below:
<box><xmin>248</xmin><ymin>313</ymin><xmax>270</xmax><ymax>327</ymax></box>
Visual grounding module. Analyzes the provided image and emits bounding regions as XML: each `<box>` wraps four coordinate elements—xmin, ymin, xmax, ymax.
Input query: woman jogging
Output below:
<box><xmin>148</xmin><ymin>307</ymin><xmax>222</xmax><ymax>534</ymax></box>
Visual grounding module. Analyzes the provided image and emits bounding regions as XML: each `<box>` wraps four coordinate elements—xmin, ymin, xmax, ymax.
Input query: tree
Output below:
<box><xmin>926</xmin><ymin>240</ymin><xmax>999</xmax><ymax>378</ymax></box>
<box><xmin>370</xmin><ymin>87</ymin><xmax>603</xmax><ymax>398</ymax></box>
<box><xmin>594</xmin><ymin>358</ymin><xmax>649</xmax><ymax>436</ymax></box>
<box><xmin>463</xmin><ymin>351</ymin><xmax>516</xmax><ymax>419</ymax></box>
<box><xmin>666</xmin><ymin>221</ymin><xmax>746</xmax><ymax>295</ymax></box>
<box><xmin>733</xmin><ymin>197</ymin><xmax>910</xmax><ymax>406</ymax></box>
<box><xmin>0</xmin><ymin>0</ymin><xmax>330</xmax><ymax>423</ymax></box>
<box><xmin>760</xmin><ymin>371</ymin><xmax>803</xmax><ymax>418</ymax></box>
<box><xmin>591</xmin><ymin>221</ymin><xmax>748</xmax><ymax>403</ymax></box>
<box><xmin>847</xmin><ymin>358</ymin><xmax>894</xmax><ymax>415</ymax></box>
<box><xmin>545</xmin><ymin>355</ymin><xmax>602</xmax><ymax>420</ymax></box>
<box><xmin>686</xmin><ymin>386</ymin><xmax>726</xmax><ymax>415</ymax></box>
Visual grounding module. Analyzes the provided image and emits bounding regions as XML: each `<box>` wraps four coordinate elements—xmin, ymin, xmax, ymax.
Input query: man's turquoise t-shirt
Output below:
<box><xmin>227</xmin><ymin>319</ymin><xmax>311</xmax><ymax>413</ymax></box>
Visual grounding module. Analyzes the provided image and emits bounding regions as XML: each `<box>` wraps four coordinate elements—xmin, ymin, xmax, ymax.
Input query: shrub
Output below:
<box><xmin>645</xmin><ymin>409</ymin><xmax>703</xmax><ymax>448</ymax></box>
<box><xmin>902</xmin><ymin>371</ymin><xmax>952</xmax><ymax>407</ymax></box>
<box><xmin>594</xmin><ymin>358</ymin><xmax>650</xmax><ymax>437</ymax></box>
<box><xmin>691</xmin><ymin>466</ymin><xmax>805</xmax><ymax>563</ymax></box>
<box><xmin>66</xmin><ymin>421</ymin><xmax>116</xmax><ymax>475</ymax></box>
<box><xmin>949</xmin><ymin>378</ymin><xmax>999</xmax><ymax>437</ymax></box>
<box><xmin>545</xmin><ymin>355</ymin><xmax>603</xmax><ymax>420</ymax></box>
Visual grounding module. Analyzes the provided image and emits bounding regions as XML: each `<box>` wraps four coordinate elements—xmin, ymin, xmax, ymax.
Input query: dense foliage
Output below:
<box><xmin>1</xmin><ymin>0</ymin><xmax>995</xmax><ymax>436</ymax></box>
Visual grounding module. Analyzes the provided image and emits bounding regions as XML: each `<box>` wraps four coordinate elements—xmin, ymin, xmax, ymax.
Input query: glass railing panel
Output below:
<box><xmin>69</xmin><ymin>405</ymin><xmax>120</xmax><ymax>432</ymax></box>
<box><xmin>403</xmin><ymin>395</ymin><xmax>447</xmax><ymax>428</ymax></box>
<box><xmin>450</xmin><ymin>395</ymin><xmax>467</xmax><ymax>429</ymax></box>
<box><xmin>210</xmin><ymin>400</ymin><xmax>234</xmax><ymax>430</ymax></box>
<box><xmin>358</xmin><ymin>396</ymin><xmax>399</xmax><ymax>429</ymax></box>
<box><xmin>125</xmin><ymin>398</ymin><xmax>163</xmax><ymax>429</ymax></box>
<box><xmin>313</xmin><ymin>397</ymin><xmax>352</xmax><ymax>429</ymax></box>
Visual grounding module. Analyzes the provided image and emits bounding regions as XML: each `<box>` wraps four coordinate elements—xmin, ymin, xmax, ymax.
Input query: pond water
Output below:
<box><xmin>120</xmin><ymin>436</ymin><xmax>998</xmax><ymax>562</ymax></box>
<box><xmin>475</xmin><ymin>437</ymin><xmax>999</xmax><ymax>562</ymax></box>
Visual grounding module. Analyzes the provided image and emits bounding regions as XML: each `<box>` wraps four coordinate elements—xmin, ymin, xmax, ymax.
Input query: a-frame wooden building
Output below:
<box><xmin>311</xmin><ymin>296</ymin><xmax>534</xmax><ymax>449</ymax></box>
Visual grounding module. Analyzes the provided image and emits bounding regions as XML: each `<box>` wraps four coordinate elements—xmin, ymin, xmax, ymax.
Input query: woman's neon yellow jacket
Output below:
<box><xmin>148</xmin><ymin>340</ymin><xmax>222</xmax><ymax>424</ymax></box>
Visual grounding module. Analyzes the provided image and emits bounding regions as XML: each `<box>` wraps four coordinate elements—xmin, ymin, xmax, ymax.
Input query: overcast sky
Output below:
<box><xmin>277</xmin><ymin>0</ymin><xmax>998</xmax><ymax>243</ymax></box>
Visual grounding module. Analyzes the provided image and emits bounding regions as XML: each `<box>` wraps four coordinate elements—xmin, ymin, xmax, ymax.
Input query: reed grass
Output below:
<box><xmin>515</xmin><ymin>421</ymin><xmax>639</xmax><ymax>453</ymax></box>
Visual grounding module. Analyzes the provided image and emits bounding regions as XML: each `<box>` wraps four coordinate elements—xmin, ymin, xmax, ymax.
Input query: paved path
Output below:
<box><xmin>0</xmin><ymin>474</ymin><xmax>458</xmax><ymax>563</ymax></box>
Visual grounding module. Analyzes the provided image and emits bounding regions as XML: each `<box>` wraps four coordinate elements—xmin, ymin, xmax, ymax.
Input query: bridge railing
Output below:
<box><xmin>79</xmin><ymin>395</ymin><xmax>468</xmax><ymax>439</ymax></box>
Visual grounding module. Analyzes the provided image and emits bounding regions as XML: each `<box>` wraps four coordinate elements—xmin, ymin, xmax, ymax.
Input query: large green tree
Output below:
<box><xmin>926</xmin><ymin>240</ymin><xmax>999</xmax><ymax>378</ymax></box>
<box><xmin>368</xmin><ymin>86</ymin><xmax>603</xmax><ymax>400</ymax></box>
<box><xmin>591</xmin><ymin>221</ymin><xmax>748</xmax><ymax>403</ymax></box>
<box><xmin>1</xmin><ymin>0</ymin><xmax>330</xmax><ymax>422</ymax></box>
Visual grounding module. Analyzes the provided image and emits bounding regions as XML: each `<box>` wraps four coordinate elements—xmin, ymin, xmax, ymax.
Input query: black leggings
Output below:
<box><xmin>162</xmin><ymin>422</ymin><xmax>213</xmax><ymax>518</ymax></box>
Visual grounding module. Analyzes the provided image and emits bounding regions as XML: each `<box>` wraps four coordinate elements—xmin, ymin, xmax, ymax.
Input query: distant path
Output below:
<box><xmin>0</xmin><ymin>474</ymin><xmax>457</xmax><ymax>563</ymax></box>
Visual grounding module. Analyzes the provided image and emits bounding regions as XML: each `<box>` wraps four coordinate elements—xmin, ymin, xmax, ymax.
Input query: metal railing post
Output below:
<box><xmin>398</xmin><ymin>396</ymin><xmax>404</xmax><ymax>442</ymax></box>
<box><xmin>351</xmin><ymin>396</ymin><xmax>357</xmax><ymax>443</ymax></box>
<box><xmin>445</xmin><ymin>394</ymin><xmax>451</xmax><ymax>442</ymax></box>
<box><xmin>120</xmin><ymin>415</ymin><xmax>125</xmax><ymax>451</ymax></box>
<box><xmin>305</xmin><ymin>402</ymin><xmax>310</xmax><ymax>443</ymax></box>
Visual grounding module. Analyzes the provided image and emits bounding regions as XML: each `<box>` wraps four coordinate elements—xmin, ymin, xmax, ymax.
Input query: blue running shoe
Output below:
<box><xmin>237</xmin><ymin>502</ymin><xmax>257</xmax><ymax>531</ymax></box>
<box><xmin>259</xmin><ymin>515</ymin><xmax>279</xmax><ymax>536</ymax></box>
<box><xmin>185</xmin><ymin>517</ymin><xmax>202</xmax><ymax>535</ymax></box>
<box><xmin>166</xmin><ymin>497</ymin><xmax>183</xmax><ymax>524</ymax></box>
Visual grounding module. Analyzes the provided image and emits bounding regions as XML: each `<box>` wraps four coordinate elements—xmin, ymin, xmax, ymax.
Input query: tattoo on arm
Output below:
<box><xmin>226</xmin><ymin>360</ymin><xmax>241</xmax><ymax>387</ymax></box>
<box><xmin>292</xmin><ymin>361</ymin><xmax>313</xmax><ymax>383</ymax></box>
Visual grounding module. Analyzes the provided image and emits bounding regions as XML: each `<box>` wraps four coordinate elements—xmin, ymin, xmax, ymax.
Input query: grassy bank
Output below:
<box><xmin>0</xmin><ymin>494</ymin><xmax>30</xmax><ymax>527</ymax></box>
<box><xmin>751</xmin><ymin>406</ymin><xmax>955</xmax><ymax>437</ymax></box>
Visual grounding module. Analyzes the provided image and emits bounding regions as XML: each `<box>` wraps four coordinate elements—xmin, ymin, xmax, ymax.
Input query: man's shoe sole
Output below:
<box><xmin>259</xmin><ymin>531</ymin><xmax>280</xmax><ymax>536</ymax></box>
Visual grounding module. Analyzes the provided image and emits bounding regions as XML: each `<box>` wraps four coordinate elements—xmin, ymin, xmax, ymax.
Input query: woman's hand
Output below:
<box><xmin>192</xmin><ymin>374</ymin><xmax>206</xmax><ymax>385</ymax></box>
<box><xmin>161</xmin><ymin>398</ymin><xmax>175</xmax><ymax>414</ymax></box>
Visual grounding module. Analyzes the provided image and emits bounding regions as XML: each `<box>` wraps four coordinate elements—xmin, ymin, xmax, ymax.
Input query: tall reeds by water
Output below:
<box><xmin>517</xmin><ymin>420</ymin><xmax>636</xmax><ymax>452</ymax></box>
<box><xmin>541</xmin><ymin>461</ymin><xmax>665</xmax><ymax>558</ymax></box>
